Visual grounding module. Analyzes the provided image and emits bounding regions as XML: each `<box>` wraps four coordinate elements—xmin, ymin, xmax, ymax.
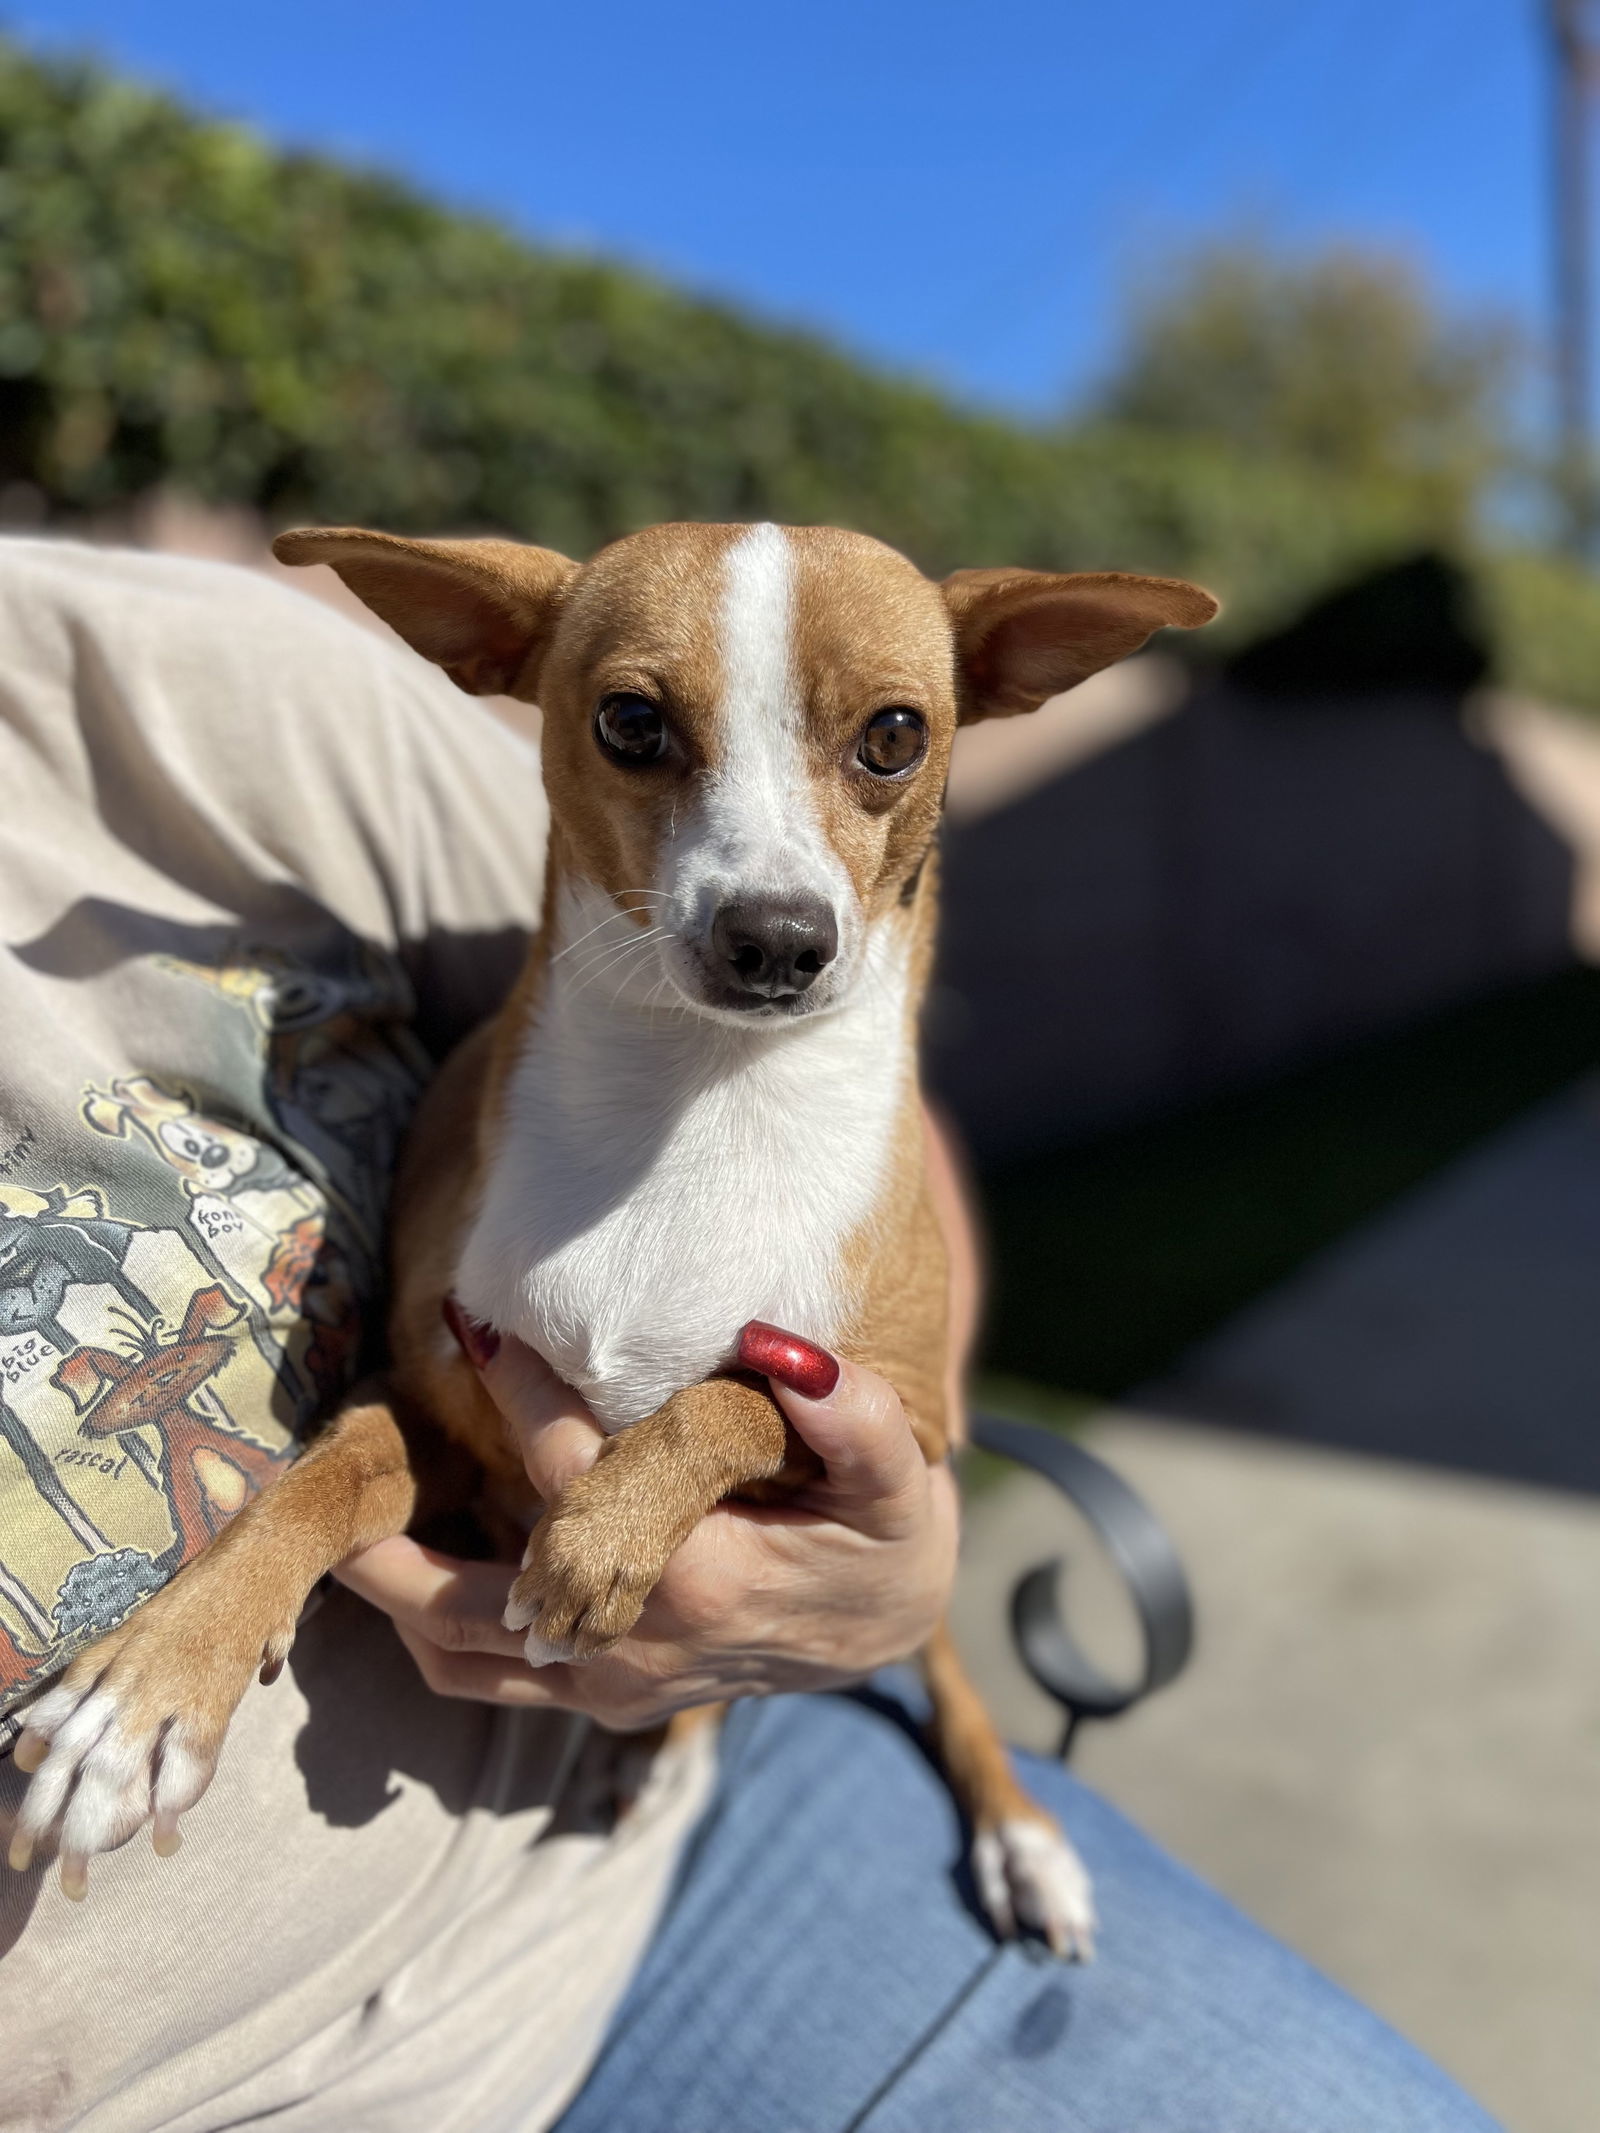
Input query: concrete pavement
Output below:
<box><xmin>951</xmin><ymin>1414</ymin><xmax>1600</xmax><ymax>2133</ymax></box>
<box><xmin>1140</xmin><ymin>1074</ymin><xmax>1600</xmax><ymax>1492</ymax></box>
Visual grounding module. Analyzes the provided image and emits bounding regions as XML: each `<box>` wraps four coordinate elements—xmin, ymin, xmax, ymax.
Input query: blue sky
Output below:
<box><xmin>6</xmin><ymin>0</ymin><xmax>1549</xmax><ymax>415</ymax></box>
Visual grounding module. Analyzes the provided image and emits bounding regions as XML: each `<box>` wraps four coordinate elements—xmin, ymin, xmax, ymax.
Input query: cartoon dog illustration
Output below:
<box><xmin>156</xmin><ymin>944</ymin><xmax>428</xmax><ymax>1252</ymax></box>
<box><xmin>80</xmin><ymin>1078</ymin><xmax>302</xmax><ymax>1203</ymax></box>
<box><xmin>52</xmin><ymin>1286</ymin><xmax>289</xmax><ymax>1566</ymax></box>
<box><xmin>80</xmin><ymin>1077</ymin><xmax>325</xmax><ymax>1413</ymax></box>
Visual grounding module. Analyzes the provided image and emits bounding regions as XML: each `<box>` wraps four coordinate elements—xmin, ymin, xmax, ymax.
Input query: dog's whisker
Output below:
<box><xmin>574</xmin><ymin>925</ymin><xmax>669</xmax><ymax>972</ymax></box>
<box><xmin>859</xmin><ymin>955</ymin><xmax>893</xmax><ymax>1013</ymax></box>
<box><xmin>552</xmin><ymin>914</ymin><xmax>628</xmax><ymax>963</ymax></box>
<box><xmin>565</xmin><ymin>929</ymin><xmax>670</xmax><ymax>1002</ymax></box>
<box><xmin>641</xmin><ymin>971</ymin><xmax>689</xmax><ymax>1035</ymax></box>
<box><xmin>552</xmin><ymin>896</ymin><xmax>668</xmax><ymax>963</ymax></box>
<box><xmin>566</xmin><ymin>947</ymin><xmax>655</xmax><ymax>998</ymax></box>
<box><xmin>608</xmin><ymin>961</ymin><xmax>650</xmax><ymax>1006</ymax></box>
<box><xmin>562</xmin><ymin>924</ymin><xmax>670</xmax><ymax>982</ymax></box>
<box><xmin>595</xmin><ymin>952</ymin><xmax>669</xmax><ymax>1010</ymax></box>
<box><xmin>600</xmin><ymin>930</ymin><xmax>679</xmax><ymax>1001</ymax></box>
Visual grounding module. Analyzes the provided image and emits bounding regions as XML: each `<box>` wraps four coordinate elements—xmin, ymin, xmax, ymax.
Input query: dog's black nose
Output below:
<box><xmin>711</xmin><ymin>897</ymin><xmax>839</xmax><ymax>1000</ymax></box>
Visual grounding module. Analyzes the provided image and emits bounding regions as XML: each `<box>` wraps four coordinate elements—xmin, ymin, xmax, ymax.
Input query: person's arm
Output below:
<box><xmin>333</xmin><ymin>1105</ymin><xmax>976</xmax><ymax>1723</ymax></box>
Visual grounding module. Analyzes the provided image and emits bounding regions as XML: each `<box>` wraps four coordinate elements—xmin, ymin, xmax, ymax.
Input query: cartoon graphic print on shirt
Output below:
<box><xmin>0</xmin><ymin>939</ymin><xmax>431</xmax><ymax>1729</ymax></box>
<box><xmin>0</xmin><ymin>1185</ymin><xmax>290</xmax><ymax>1711</ymax></box>
<box><xmin>155</xmin><ymin>939</ymin><xmax>429</xmax><ymax>1255</ymax></box>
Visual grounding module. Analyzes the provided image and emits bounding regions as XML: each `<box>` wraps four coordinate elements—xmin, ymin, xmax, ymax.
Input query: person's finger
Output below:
<box><xmin>443</xmin><ymin>1304</ymin><xmax>604</xmax><ymax>1500</ymax></box>
<box><xmin>480</xmin><ymin>1336</ymin><xmax>603</xmax><ymax>1499</ymax></box>
<box><xmin>390</xmin><ymin>1622</ymin><xmax>581</xmax><ymax>1706</ymax></box>
<box><xmin>344</xmin><ymin>1533</ymin><xmax>697</xmax><ymax>1717</ymax></box>
<box><xmin>516</xmin><ymin>1411</ymin><xmax>607</xmax><ymax>1503</ymax></box>
<box><xmin>735</xmin><ymin>1322</ymin><xmax>928</xmax><ymax>1523</ymax></box>
<box><xmin>392</xmin><ymin>1616</ymin><xmax>714</xmax><ymax>1727</ymax></box>
<box><xmin>335</xmin><ymin>1534</ymin><xmax>526</xmax><ymax>1658</ymax></box>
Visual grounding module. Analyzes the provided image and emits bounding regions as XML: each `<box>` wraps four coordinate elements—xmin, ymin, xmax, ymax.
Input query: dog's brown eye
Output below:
<box><xmin>858</xmin><ymin>707</ymin><xmax>927</xmax><ymax>777</ymax></box>
<box><xmin>595</xmin><ymin>694</ymin><xmax>668</xmax><ymax>766</ymax></box>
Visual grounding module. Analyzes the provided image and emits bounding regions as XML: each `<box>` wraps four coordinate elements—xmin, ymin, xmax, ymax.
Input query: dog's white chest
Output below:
<box><xmin>455</xmin><ymin>963</ymin><xmax>909</xmax><ymax>1430</ymax></box>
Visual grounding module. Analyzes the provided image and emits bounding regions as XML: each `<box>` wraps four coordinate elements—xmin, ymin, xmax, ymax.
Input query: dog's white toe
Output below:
<box><xmin>972</xmin><ymin>1816</ymin><xmax>1097</xmax><ymax>1962</ymax></box>
<box><xmin>501</xmin><ymin>1591</ymin><xmax>574</xmax><ymax>1664</ymax></box>
<box><xmin>7</xmin><ymin>1672</ymin><xmax>222</xmax><ymax>1894</ymax></box>
<box><xmin>519</xmin><ymin>1628</ymin><xmax>572</xmax><ymax>1668</ymax></box>
<box><xmin>7</xmin><ymin>1684</ymin><xmax>215</xmax><ymax>1896</ymax></box>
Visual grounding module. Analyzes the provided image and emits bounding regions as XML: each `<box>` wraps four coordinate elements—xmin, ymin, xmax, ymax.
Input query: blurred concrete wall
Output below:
<box><xmin>933</xmin><ymin>678</ymin><xmax>1577</xmax><ymax>1163</ymax></box>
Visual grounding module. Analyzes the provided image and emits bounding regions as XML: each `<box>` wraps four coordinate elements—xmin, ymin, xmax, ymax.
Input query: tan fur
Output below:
<box><xmin>30</xmin><ymin>1394</ymin><xmax>419</xmax><ymax>1768</ymax></box>
<box><xmin>921</xmin><ymin>1617</ymin><xmax>1047</xmax><ymax>1829</ymax></box>
<box><xmin>20</xmin><ymin>521</ymin><xmax>1214</xmax><ymax>1938</ymax></box>
<box><xmin>944</xmin><ymin>566</ymin><xmax>1217</xmax><ymax>720</ymax></box>
<box><xmin>269</xmin><ymin>528</ymin><xmax>579</xmax><ymax>699</ymax></box>
<box><xmin>507</xmin><ymin>1375</ymin><xmax>800</xmax><ymax>1657</ymax></box>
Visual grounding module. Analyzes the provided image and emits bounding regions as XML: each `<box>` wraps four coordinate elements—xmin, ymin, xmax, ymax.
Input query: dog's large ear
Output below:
<box><xmin>942</xmin><ymin>567</ymin><xmax>1218</xmax><ymax>723</ymax></box>
<box><xmin>272</xmin><ymin>527</ymin><xmax>579</xmax><ymax>699</ymax></box>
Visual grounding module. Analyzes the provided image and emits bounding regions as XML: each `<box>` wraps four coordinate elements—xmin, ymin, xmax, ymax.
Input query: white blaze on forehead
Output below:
<box><xmin>719</xmin><ymin>519</ymin><xmax>795</xmax><ymax>726</ymax></box>
<box><xmin>688</xmin><ymin>522</ymin><xmax>846</xmax><ymax>906</ymax></box>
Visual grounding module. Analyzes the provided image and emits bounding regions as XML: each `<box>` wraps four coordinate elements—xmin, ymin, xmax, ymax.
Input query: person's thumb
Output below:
<box><xmin>736</xmin><ymin>1321</ymin><xmax>928</xmax><ymax>1529</ymax></box>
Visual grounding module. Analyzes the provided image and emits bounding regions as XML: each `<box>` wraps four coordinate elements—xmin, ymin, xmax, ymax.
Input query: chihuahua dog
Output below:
<box><xmin>8</xmin><ymin>521</ymin><xmax>1214</xmax><ymax>1954</ymax></box>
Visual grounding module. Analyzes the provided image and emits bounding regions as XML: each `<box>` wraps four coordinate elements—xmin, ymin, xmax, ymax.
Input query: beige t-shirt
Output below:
<box><xmin>0</xmin><ymin>540</ymin><xmax>713</xmax><ymax>2132</ymax></box>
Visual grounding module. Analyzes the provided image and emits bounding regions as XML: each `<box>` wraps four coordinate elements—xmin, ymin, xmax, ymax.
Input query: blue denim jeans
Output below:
<box><xmin>555</xmin><ymin>1688</ymin><xmax>1500</xmax><ymax>2133</ymax></box>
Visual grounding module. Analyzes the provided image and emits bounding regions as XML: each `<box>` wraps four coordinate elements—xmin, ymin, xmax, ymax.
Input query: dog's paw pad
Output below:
<box><xmin>972</xmin><ymin>1817</ymin><xmax>1097</xmax><ymax>1962</ymax></box>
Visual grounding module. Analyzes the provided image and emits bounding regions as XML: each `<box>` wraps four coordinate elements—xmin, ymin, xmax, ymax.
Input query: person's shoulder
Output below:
<box><xmin>0</xmin><ymin>534</ymin><xmax>376</xmax><ymax>663</ymax></box>
<box><xmin>0</xmin><ymin>532</ymin><xmax>538</xmax><ymax>793</ymax></box>
<box><xmin>0</xmin><ymin>535</ymin><xmax>546</xmax><ymax>945</ymax></box>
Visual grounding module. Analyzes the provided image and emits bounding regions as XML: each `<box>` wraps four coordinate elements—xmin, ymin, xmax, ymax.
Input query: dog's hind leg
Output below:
<box><xmin>920</xmin><ymin>1617</ymin><xmax>1097</xmax><ymax>1961</ymax></box>
<box><xmin>8</xmin><ymin>1387</ymin><xmax>421</xmax><ymax>1898</ymax></box>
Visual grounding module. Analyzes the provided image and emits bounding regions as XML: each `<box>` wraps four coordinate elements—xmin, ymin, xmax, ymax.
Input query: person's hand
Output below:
<box><xmin>334</xmin><ymin>1334</ymin><xmax>959</xmax><ymax>1730</ymax></box>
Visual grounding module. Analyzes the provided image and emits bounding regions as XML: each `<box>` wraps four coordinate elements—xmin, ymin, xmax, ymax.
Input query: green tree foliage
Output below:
<box><xmin>0</xmin><ymin>37</ymin><xmax>1597</xmax><ymax>704</ymax></box>
<box><xmin>0</xmin><ymin>40</ymin><xmax>1467</xmax><ymax>581</ymax></box>
<box><xmin>0</xmin><ymin>37</ymin><xmax>1149</xmax><ymax>572</ymax></box>
<box><xmin>1479</xmin><ymin>548</ymin><xmax>1600</xmax><ymax>709</ymax></box>
<box><xmin>1100</xmin><ymin>239</ymin><xmax>1516</xmax><ymax>533</ymax></box>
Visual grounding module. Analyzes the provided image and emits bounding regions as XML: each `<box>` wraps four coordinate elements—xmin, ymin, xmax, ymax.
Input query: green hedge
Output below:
<box><xmin>1476</xmin><ymin>548</ymin><xmax>1600</xmax><ymax>711</ymax></box>
<box><xmin>2</xmin><ymin>36</ymin><xmax>1600</xmax><ymax>708</ymax></box>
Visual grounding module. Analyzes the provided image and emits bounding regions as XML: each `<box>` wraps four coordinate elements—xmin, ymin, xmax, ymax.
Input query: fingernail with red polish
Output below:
<box><xmin>737</xmin><ymin>1321</ymin><xmax>840</xmax><ymax>1400</ymax></box>
<box><xmin>443</xmin><ymin>1293</ymin><xmax>501</xmax><ymax>1371</ymax></box>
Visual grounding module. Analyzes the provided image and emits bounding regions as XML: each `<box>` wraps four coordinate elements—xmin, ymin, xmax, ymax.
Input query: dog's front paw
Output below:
<box><xmin>502</xmin><ymin>1483</ymin><xmax>662</xmax><ymax>1665</ymax></box>
<box><xmin>972</xmin><ymin>1814</ymin><xmax>1098</xmax><ymax>1962</ymax></box>
<box><xmin>7</xmin><ymin>1584</ymin><xmax>297</xmax><ymax>1899</ymax></box>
